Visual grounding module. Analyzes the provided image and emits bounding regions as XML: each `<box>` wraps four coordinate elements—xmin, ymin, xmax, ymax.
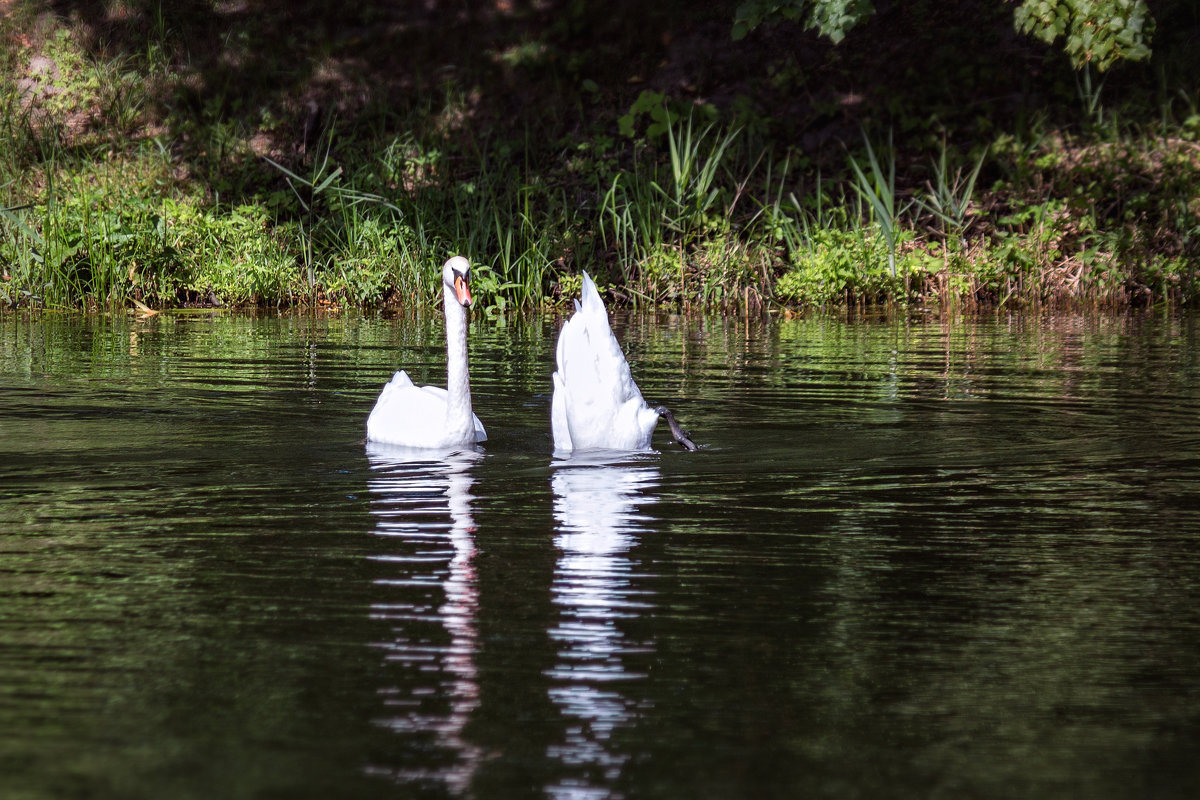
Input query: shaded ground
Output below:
<box><xmin>24</xmin><ymin>1</ymin><xmax>1191</xmax><ymax>171</ymax></box>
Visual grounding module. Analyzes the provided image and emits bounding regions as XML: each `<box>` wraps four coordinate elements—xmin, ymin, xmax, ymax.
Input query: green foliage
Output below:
<box><xmin>734</xmin><ymin>0</ymin><xmax>1155</xmax><ymax>70</ymax></box>
<box><xmin>159</xmin><ymin>199</ymin><xmax>296</xmax><ymax>304</ymax></box>
<box><xmin>732</xmin><ymin>0</ymin><xmax>875</xmax><ymax>43</ymax></box>
<box><xmin>1013</xmin><ymin>0</ymin><xmax>1154</xmax><ymax>70</ymax></box>
<box><xmin>914</xmin><ymin>142</ymin><xmax>987</xmax><ymax>243</ymax></box>
<box><xmin>774</xmin><ymin>225</ymin><xmax>911</xmax><ymax>306</ymax></box>
<box><xmin>600</xmin><ymin>113</ymin><xmax>747</xmax><ymax>298</ymax></box>
<box><xmin>618</xmin><ymin>91</ymin><xmax>717</xmax><ymax>140</ymax></box>
<box><xmin>805</xmin><ymin>0</ymin><xmax>876</xmax><ymax>42</ymax></box>
<box><xmin>618</xmin><ymin>91</ymin><xmax>676</xmax><ymax>139</ymax></box>
<box><xmin>2</xmin><ymin>171</ymin><xmax>149</xmax><ymax>308</ymax></box>
<box><xmin>1</xmin><ymin>1</ymin><xmax>1196</xmax><ymax>312</ymax></box>
<box><xmin>847</xmin><ymin>131</ymin><xmax>909</xmax><ymax>277</ymax></box>
<box><xmin>662</xmin><ymin>116</ymin><xmax>741</xmax><ymax>235</ymax></box>
<box><xmin>32</xmin><ymin>29</ymin><xmax>102</xmax><ymax>118</ymax></box>
<box><xmin>0</xmin><ymin>168</ymin><xmax>296</xmax><ymax>309</ymax></box>
<box><xmin>313</xmin><ymin>215</ymin><xmax>409</xmax><ymax>306</ymax></box>
<box><xmin>1074</xmin><ymin>63</ymin><xmax>1107</xmax><ymax>127</ymax></box>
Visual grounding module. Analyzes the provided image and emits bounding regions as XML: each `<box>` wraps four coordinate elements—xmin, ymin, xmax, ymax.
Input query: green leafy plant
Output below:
<box><xmin>734</xmin><ymin>0</ymin><xmax>1156</xmax><ymax>70</ymax></box>
<box><xmin>732</xmin><ymin>0</ymin><xmax>875</xmax><ymax>43</ymax></box>
<box><xmin>1074</xmin><ymin>63</ymin><xmax>1107</xmax><ymax>127</ymax></box>
<box><xmin>661</xmin><ymin>114</ymin><xmax>742</xmax><ymax>235</ymax></box>
<box><xmin>915</xmin><ymin>142</ymin><xmax>987</xmax><ymax>245</ymax></box>
<box><xmin>774</xmin><ymin>225</ymin><xmax>911</xmax><ymax>307</ymax></box>
<box><xmin>1013</xmin><ymin>0</ymin><xmax>1154</xmax><ymax>71</ymax></box>
<box><xmin>618</xmin><ymin>91</ymin><xmax>716</xmax><ymax>140</ymax></box>
<box><xmin>847</xmin><ymin>130</ymin><xmax>909</xmax><ymax>277</ymax></box>
<box><xmin>600</xmin><ymin>113</ymin><xmax>746</xmax><ymax>298</ymax></box>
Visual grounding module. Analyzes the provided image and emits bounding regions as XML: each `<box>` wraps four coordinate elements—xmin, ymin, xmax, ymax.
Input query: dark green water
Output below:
<box><xmin>2</xmin><ymin>310</ymin><xmax>1199</xmax><ymax>799</ymax></box>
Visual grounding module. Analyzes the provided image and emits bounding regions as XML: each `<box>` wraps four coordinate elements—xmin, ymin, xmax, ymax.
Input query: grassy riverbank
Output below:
<box><xmin>1</xmin><ymin>1</ymin><xmax>1198</xmax><ymax>312</ymax></box>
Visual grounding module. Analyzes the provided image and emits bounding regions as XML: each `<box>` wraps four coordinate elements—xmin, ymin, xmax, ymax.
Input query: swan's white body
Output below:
<box><xmin>551</xmin><ymin>272</ymin><xmax>661</xmax><ymax>453</ymax></box>
<box><xmin>366</xmin><ymin>257</ymin><xmax>486</xmax><ymax>449</ymax></box>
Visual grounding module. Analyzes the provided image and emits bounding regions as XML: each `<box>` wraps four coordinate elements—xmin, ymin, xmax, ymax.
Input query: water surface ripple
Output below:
<box><xmin>1</xmin><ymin>311</ymin><xmax>1198</xmax><ymax>799</ymax></box>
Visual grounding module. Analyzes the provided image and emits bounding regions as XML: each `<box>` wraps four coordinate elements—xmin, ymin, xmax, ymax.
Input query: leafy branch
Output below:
<box><xmin>733</xmin><ymin>0</ymin><xmax>1155</xmax><ymax>71</ymax></box>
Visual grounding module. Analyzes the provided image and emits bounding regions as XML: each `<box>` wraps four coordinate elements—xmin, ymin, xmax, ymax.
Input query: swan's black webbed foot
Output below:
<box><xmin>654</xmin><ymin>406</ymin><xmax>699</xmax><ymax>452</ymax></box>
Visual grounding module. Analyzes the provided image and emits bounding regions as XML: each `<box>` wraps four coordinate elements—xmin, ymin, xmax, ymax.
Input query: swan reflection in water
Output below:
<box><xmin>363</xmin><ymin>442</ymin><xmax>484</xmax><ymax>794</ymax></box>
<box><xmin>546</xmin><ymin>452</ymin><xmax>661</xmax><ymax>799</ymax></box>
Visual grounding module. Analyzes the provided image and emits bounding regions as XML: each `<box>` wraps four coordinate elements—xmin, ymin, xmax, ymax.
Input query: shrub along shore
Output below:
<box><xmin>1</xmin><ymin>2</ymin><xmax>1198</xmax><ymax>313</ymax></box>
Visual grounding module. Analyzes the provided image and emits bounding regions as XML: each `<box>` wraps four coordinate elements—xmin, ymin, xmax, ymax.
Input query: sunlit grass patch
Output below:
<box><xmin>774</xmin><ymin>225</ymin><xmax>915</xmax><ymax>308</ymax></box>
<box><xmin>158</xmin><ymin>199</ymin><xmax>297</xmax><ymax>305</ymax></box>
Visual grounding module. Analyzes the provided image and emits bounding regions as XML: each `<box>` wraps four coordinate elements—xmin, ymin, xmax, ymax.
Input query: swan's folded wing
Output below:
<box><xmin>367</xmin><ymin>377</ymin><xmax>453</xmax><ymax>446</ymax></box>
<box><xmin>382</xmin><ymin>370</ymin><xmax>415</xmax><ymax>391</ymax></box>
<box><xmin>401</xmin><ymin>385</ymin><xmax>485</xmax><ymax>443</ymax></box>
<box><xmin>551</xmin><ymin>369</ymin><xmax>573</xmax><ymax>451</ymax></box>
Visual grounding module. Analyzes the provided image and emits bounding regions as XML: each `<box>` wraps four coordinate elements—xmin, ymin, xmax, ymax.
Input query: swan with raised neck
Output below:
<box><xmin>366</xmin><ymin>256</ymin><xmax>486</xmax><ymax>449</ymax></box>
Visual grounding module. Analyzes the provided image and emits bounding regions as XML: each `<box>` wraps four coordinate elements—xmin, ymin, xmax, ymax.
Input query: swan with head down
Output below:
<box><xmin>551</xmin><ymin>272</ymin><xmax>696</xmax><ymax>454</ymax></box>
<box><xmin>366</xmin><ymin>256</ymin><xmax>486</xmax><ymax>449</ymax></box>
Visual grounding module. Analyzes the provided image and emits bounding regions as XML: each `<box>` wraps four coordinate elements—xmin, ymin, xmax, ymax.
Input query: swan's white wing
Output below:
<box><xmin>551</xmin><ymin>369</ymin><xmax>573</xmax><ymax>451</ymax></box>
<box><xmin>367</xmin><ymin>371</ymin><xmax>486</xmax><ymax>447</ymax></box>
<box><xmin>366</xmin><ymin>371</ymin><xmax>447</xmax><ymax>447</ymax></box>
<box><xmin>552</xmin><ymin>273</ymin><xmax>658</xmax><ymax>452</ymax></box>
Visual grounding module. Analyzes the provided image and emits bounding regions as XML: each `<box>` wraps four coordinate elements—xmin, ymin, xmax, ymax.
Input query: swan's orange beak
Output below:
<box><xmin>454</xmin><ymin>274</ymin><xmax>472</xmax><ymax>307</ymax></box>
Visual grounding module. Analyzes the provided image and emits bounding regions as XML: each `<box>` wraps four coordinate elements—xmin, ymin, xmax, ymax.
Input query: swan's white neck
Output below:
<box><xmin>443</xmin><ymin>283</ymin><xmax>474</xmax><ymax>440</ymax></box>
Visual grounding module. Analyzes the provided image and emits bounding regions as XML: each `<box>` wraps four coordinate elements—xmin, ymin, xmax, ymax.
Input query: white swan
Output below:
<box><xmin>366</xmin><ymin>256</ymin><xmax>486</xmax><ymax>448</ymax></box>
<box><xmin>551</xmin><ymin>272</ymin><xmax>696</xmax><ymax>453</ymax></box>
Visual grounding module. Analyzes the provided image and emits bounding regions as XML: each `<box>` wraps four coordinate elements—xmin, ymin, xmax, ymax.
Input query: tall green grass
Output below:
<box><xmin>2</xmin><ymin>19</ymin><xmax>1198</xmax><ymax>313</ymax></box>
<box><xmin>599</xmin><ymin>114</ymin><xmax>749</xmax><ymax>302</ymax></box>
<box><xmin>848</xmin><ymin>130</ymin><xmax>907</xmax><ymax>278</ymax></box>
<box><xmin>4</xmin><ymin>5</ymin><xmax>1200</xmax><ymax>312</ymax></box>
<box><xmin>265</xmin><ymin>123</ymin><xmax>560</xmax><ymax>309</ymax></box>
<box><xmin>915</xmin><ymin>140</ymin><xmax>986</xmax><ymax>246</ymax></box>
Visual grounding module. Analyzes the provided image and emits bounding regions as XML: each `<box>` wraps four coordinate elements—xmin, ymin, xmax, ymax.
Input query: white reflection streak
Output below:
<box><xmin>547</xmin><ymin>453</ymin><xmax>659</xmax><ymax>800</ymax></box>
<box><xmin>364</xmin><ymin>443</ymin><xmax>483</xmax><ymax>795</ymax></box>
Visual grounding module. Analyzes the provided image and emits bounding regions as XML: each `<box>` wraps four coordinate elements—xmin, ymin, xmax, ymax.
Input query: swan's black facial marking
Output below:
<box><xmin>447</xmin><ymin>258</ymin><xmax>472</xmax><ymax>307</ymax></box>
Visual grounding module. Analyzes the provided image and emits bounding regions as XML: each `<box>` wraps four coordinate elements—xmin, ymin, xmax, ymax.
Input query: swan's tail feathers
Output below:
<box><xmin>579</xmin><ymin>271</ymin><xmax>606</xmax><ymax>316</ymax></box>
<box><xmin>654</xmin><ymin>405</ymin><xmax>699</xmax><ymax>452</ymax></box>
